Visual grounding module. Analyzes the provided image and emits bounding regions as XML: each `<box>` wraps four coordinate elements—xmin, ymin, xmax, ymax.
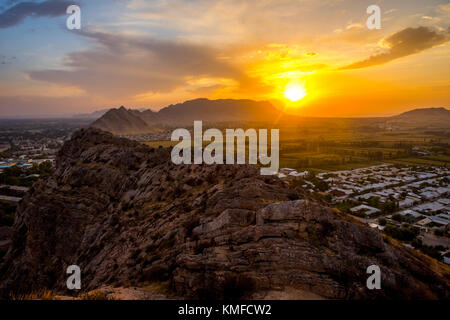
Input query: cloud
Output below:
<box><xmin>0</xmin><ymin>0</ymin><xmax>19</xmax><ymax>10</ymax></box>
<box><xmin>0</xmin><ymin>54</ymin><xmax>17</xmax><ymax>65</ymax></box>
<box><xmin>384</xmin><ymin>9</ymin><xmax>397</xmax><ymax>14</ymax></box>
<box><xmin>326</xmin><ymin>23</ymin><xmax>383</xmax><ymax>45</ymax></box>
<box><xmin>28</xmin><ymin>31</ymin><xmax>242</xmax><ymax>99</ymax></box>
<box><xmin>437</xmin><ymin>3</ymin><xmax>450</xmax><ymax>15</ymax></box>
<box><xmin>341</xmin><ymin>26</ymin><xmax>449</xmax><ymax>70</ymax></box>
<box><xmin>123</xmin><ymin>0</ymin><xmax>357</xmax><ymax>45</ymax></box>
<box><xmin>0</xmin><ymin>0</ymin><xmax>75</xmax><ymax>28</ymax></box>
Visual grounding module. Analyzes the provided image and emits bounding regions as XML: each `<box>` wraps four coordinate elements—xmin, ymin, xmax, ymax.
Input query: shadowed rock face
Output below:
<box><xmin>0</xmin><ymin>128</ymin><xmax>449</xmax><ymax>299</ymax></box>
<box><xmin>0</xmin><ymin>227</ymin><xmax>12</xmax><ymax>259</ymax></box>
<box><xmin>91</xmin><ymin>106</ymin><xmax>155</xmax><ymax>135</ymax></box>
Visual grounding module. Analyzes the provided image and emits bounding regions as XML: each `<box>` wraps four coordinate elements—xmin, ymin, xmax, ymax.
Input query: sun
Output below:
<box><xmin>283</xmin><ymin>83</ymin><xmax>307</xmax><ymax>102</ymax></box>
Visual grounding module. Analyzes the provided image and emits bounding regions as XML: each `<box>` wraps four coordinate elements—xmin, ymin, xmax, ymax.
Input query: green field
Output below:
<box><xmin>388</xmin><ymin>158</ymin><xmax>449</xmax><ymax>167</ymax></box>
<box><xmin>142</xmin><ymin>124</ymin><xmax>449</xmax><ymax>172</ymax></box>
<box><xmin>277</xmin><ymin>125</ymin><xmax>449</xmax><ymax>171</ymax></box>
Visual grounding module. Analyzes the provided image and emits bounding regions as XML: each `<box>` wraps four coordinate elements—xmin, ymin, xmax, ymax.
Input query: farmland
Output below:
<box><xmin>277</xmin><ymin>123</ymin><xmax>449</xmax><ymax>171</ymax></box>
<box><xmin>139</xmin><ymin>119</ymin><xmax>450</xmax><ymax>173</ymax></box>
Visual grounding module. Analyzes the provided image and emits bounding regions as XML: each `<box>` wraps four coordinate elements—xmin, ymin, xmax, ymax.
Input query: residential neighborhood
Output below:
<box><xmin>279</xmin><ymin>164</ymin><xmax>450</xmax><ymax>263</ymax></box>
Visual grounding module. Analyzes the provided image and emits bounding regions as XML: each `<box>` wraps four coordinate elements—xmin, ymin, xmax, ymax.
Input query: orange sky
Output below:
<box><xmin>0</xmin><ymin>0</ymin><xmax>449</xmax><ymax>117</ymax></box>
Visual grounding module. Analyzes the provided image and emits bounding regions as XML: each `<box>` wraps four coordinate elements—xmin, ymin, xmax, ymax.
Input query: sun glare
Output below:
<box><xmin>283</xmin><ymin>83</ymin><xmax>307</xmax><ymax>102</ymax></box>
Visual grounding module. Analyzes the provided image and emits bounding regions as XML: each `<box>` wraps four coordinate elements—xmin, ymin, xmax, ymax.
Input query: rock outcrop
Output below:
<box><xmin>0</xmin><ymin>128</ymin><xmax>449</xmax><ymax>299</ymax></box>
<box><xmin>91</xmin><ymin>106</ymin><xmax>158</xmax><ymax>135</ymax></box>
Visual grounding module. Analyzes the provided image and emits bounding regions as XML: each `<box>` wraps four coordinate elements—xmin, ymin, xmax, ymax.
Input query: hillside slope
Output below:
<box><xmin>389</xmin><ymin>107</ymin><xmax>450</xmax><ymax>127</ymax></box>
<box><xmin>91</xmin><ymin>106</ymin><xmax>155</xmax><ymax>134</ymax></box>
<box><xmin>155</xmin><ymin>98</ymin><xmax>282</xmax><ymax>125</ymax></box>
<box><xmin>0</xmin><ymin>128</ymin><xmax>448</xmax><ymax>299</ymax></box>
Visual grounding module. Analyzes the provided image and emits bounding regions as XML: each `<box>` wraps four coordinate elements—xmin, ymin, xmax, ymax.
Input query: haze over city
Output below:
<box><xmin>0</xmin><ymin>0</ymin><xmax>449</xmax><ymax>117</ymax></box>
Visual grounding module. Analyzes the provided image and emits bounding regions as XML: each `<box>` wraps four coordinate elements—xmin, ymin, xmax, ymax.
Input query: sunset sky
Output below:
<box><xmin>0</xmin><ymin>0</ymin><xmax>449</xmax><ymax>117</ymax></box>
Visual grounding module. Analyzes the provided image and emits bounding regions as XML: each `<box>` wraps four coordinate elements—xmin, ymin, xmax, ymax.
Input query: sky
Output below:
<box><xmin>0</xmin><ymin>0</ymin><xmax>449</xmax><ymax>117</ymax></box>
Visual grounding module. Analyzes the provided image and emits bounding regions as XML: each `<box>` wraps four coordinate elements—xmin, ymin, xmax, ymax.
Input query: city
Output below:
<box><xmin>279</xmin><ymin>164</ymin><xmax>450</xmax><ymax>264</ymax></box>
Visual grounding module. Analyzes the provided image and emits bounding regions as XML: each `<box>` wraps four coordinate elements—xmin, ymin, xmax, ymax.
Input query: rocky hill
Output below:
<box><xmin>389</xmin><ymin>107</ymin><xmax>450</xmax><ymax>127</ymax></box>
<box><xmin>91</xmin><ymin>106</ymin><xmax>157</xmax><ymax>134</ymax></box>
<box><xmin>395</xmin><ymin>107</ymin><xmax>449</xmax><ymax>119</ymax></box>
<box><xmin>0</xmin><ymin>128</ymin><xmax>449</xmax><ymax>299</ymax></box>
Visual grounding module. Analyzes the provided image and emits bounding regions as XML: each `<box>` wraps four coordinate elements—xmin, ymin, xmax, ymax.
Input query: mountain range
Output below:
<box><xmin>91</xmin><ymin>99</ymin><xmax>284</xmax><ymax>134</ymax></box>
<box><xmin>90</xmin><ymin>99</ymin><xmax>449</xmax><ymax>135</ymax></box>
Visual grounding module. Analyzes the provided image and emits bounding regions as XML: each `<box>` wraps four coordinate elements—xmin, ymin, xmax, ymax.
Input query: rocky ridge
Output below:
<box><xmin>0</xmin><ymin>128</ymin><xmax>449</xmax><ymax>299</ymax></box>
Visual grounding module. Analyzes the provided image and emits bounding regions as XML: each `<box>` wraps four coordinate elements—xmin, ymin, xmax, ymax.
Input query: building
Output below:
<box><xmin>416</xmin><ymin>218</ymin><xmax>432</xmax><ymax>227</ymax></box>
<box><xmin>399</xmin><ymin>209</ymin><xmax>423</xmax><ymax>219</ymax></box>
<box><xmin>350</xmin><ymin>204</ymin><xmax>380</xmax><ymax>216</ymax></box>
<box><xmin>399</xmin><ymin>198</ymin><xmax>415</xmax><ymax>209</ymax></box>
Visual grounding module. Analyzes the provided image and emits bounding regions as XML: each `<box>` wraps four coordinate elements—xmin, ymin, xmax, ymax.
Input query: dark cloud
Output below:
<box><xmin>28</xmin><ymin>31</ymin><xmax>242</xmax><ymax>98</ymax></box>
<box><xmin>0</xmin><ymin>0</ymin><xmax>75</xmax><ymax>28</ymax></box>
<box><xmin>0</xmin><ymin>0</ymin><xmax>19</xmax><ymax>10</ymax></box>
<box><xmin>341</xmin><ymin>26</ymin><xmax>449</xmax><ymax>70</ymax></box>
<box><xmin>0</xmin><ymin>54</ymin><xmax>16</xmax><ymax>65</ymax></box>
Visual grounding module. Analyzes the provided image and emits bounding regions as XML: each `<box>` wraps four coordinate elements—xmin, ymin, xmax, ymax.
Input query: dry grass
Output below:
<box><xmin>79</xmin><ymin>290</ymin><xmax>114</xmax><ymax>300</ymax></box>
<box><xmin>11</xmin><ymin>289</ymin><xmax>57</xmax><ymax>300</ymax></box>
<box><xmin>12</xmin><ymin>288</ymin><xmax>116</xmax><ymax>300</ymax></box>
<box><xmin>140</xmin><ymin>281</ymin><xmax>170</xmax><ymax>295</ymax></box>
